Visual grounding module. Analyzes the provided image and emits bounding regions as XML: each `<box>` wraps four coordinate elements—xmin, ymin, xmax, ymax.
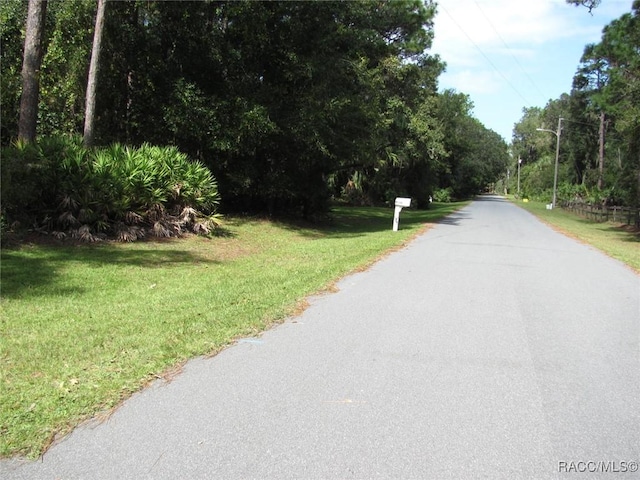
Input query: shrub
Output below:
<box><xmin>0</xmin><ymin>212</ymin><xmax>7</xmax><ymax>245</ymax></box>
<box><xmin>1</xmin><ymin>135</ymin><xmax>86</xmax><ymax>225</ymax></box>
<box><xmin>0</xmin><ymin>136</ymin><xmax>221</xmax><ymax>242</ymax></box>
<box><xmin>557</xmin><ymin>182</ymin><xmax>587</xmax><ymax>203</ymax></box>
<box><xmin>433</xmin><ymin>187</ymin><xmax>453</xmax><ymax>203</ymax></box>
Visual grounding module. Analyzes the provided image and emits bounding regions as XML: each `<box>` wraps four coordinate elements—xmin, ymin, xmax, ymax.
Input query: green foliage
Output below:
<box><xmin>512</xmin><ymin>2</ymin><xmax>640</xmax><ymax>207</ymax></box>
<box><xmin>4</xmin><ymin>0</ymin><xmax>513</xmax><ymax>217</ymax></box>
<box><xmin>4</xmin><ymin>0</ymin><xmax>453</xmax><ymax>218</ymax></box>
<box><xmin>38</xmin><ymin>0</ymin><xmax>96</xmax><ymax>136</ymax></box>
<box><xmin>0</xmin><ymin>0</ymin><xmax>27</xmax><ymax>144</ymax></box>
<box><xmin>434</xmin><ymin>90</ymin><xmax>510</xmax><ymax>199</ymax></box>
<box><xmin>557</xmin><ymin>182</ymin><xmax>624</xmax><ymax>206</ymax></box>
<box><xmin>0</xmin><ymin>212</ymin><xmax>7</xmax><ymax>245</ymax></box>
<box><xmin>1</xmin><ymin>136</ymin><xmax>80</xmax><ymax>220</ymax></box>
<box><xmin>511</xmin><ymin>107</ymin><xmax>547</xmax><ymax>165</ymax></box>
<box><xmin>557</xmin><ymin>182</ymin><xmax>588</xmax><ymax>202</ymax></box>
<box><xmin>433</xmin><ymin>187</ymin><xmax>453</xmax><ymax>203</ymax></box>
<box><xmin>519</xmin><ymin>156</ymin><xmax>554</xmax><ymax>201</ymax></box>
<box><xmin>0</xmin><ymin>136</ymin><xmax>220</xmax><ymax>241</ymax></box>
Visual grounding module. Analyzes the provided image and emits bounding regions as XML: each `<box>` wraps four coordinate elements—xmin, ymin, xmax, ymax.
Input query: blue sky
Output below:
<box><xmin>430</xmin><ymin>0</ymin><xmax>634</xmax><ymax>143</ymax></box>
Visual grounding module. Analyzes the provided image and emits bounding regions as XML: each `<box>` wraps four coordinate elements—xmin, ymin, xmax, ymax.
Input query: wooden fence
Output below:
<box><xmin>561</xmin><ymin>201</ymin><xmax>640</xmax><ymax>227</ymax></box>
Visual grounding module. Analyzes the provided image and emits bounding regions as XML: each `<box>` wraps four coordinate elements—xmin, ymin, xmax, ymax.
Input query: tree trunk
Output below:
<box><xmin>18</xmin><ymin>0</ymin><xmax>48</xmax><ymax>143</ymax></box>
<box><xmin>597</xmin><ymin>111</ymin><xmax>605</xmax><ymax>190</ymax></box>
<box><xmin>83</xmin><ymin>0</ymin><xmax>107</xmax><ymax>147</ymax></box>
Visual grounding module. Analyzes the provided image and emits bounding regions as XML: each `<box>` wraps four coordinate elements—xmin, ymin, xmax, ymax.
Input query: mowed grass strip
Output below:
<box><xmin>512</xmin><ymin>199</ymin><xmax>640</xmax><ymax>272</ymax></box>
<box><xmin>0</xmin><ymin>203</ymin><xmax>466</xmax><ymax>458</ymax></box>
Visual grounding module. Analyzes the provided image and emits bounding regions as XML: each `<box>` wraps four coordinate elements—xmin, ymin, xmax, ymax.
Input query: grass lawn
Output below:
<box><xmin>0</xmin><ymin>202</ymin><xmax>466</xmax><ymax>458</ymax></box>
<box><xmin>511</xmin><ymin>198</ymin><xmax>640</xmax><ymax>273</ymax></box>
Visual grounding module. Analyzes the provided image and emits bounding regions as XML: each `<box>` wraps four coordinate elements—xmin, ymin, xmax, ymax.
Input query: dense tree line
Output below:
<box><xmin>2</xmin><ymin>0</ymin><xmax>509</xmax><ymax>225</ymax></box>
<box><xmin>511</xmin><ymin>1</ymin><xmax>639</xmax><ymax>210</ymax></box>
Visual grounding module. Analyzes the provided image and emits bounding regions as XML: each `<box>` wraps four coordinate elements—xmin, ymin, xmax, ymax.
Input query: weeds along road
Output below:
<box><xmin>2</xmin><ymin>195</ymin><xmax>639</xmax><ymax>479</ymax></box>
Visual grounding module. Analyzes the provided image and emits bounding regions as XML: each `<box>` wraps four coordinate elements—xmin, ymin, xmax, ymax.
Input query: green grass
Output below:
<box><xmin>0</xmin><ymin>203</ymin><xmax>466</xmax><ymax>458</ymax></box>
<box><xmin>512</xmin><ymin>199</ymin><xmax>640</xmax><ymax>272</ymax></box>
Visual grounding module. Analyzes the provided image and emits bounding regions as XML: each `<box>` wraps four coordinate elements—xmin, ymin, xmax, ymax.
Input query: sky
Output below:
<box><xmin>430</xmin><ymin>0</ymin><xmax>634</xmax><ymax>143</ymax></box>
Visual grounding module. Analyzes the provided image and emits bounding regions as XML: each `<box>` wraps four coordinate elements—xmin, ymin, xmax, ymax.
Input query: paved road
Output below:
<box><xmin>2</xmin><ymin>196</ymin><xmax>639</xmax><ymax>479</ymax></box>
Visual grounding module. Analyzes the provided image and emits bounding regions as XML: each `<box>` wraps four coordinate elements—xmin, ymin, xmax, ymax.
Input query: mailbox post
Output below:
<box><xmin>393</xmin><ymin>197</ymin><xmax>411</xmax><ymax>231</ymax></box>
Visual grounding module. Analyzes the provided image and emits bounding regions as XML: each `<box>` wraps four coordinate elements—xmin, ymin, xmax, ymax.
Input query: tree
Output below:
<box><xmin>435</xmin><ymin>90</ymin><xmax>509</xmax><ymax>198</ymax></box>
<box><xmin>18</xmin><ymin>0</ymin><xmax>47</xmax><ymax>143</ymax></box>
<box><xmin>599</xmin><ymin>2</ymin><xmax>640</xmax><ymax>209</ymax></box>
<box><xmin>83</xmin><ymin>0</ymin><xmax>107</xmax><ymax>147</ymax></box>
<box><xmin>3</xmin><ymin>0</ymin><xmax>495</xmax><ymax>216</ymax></box>
<box><xmin>512</xmin><ymin>0</ymin><xmax>639</xmax><ymax>209</ymax></box>
<box><xmin>191</xmin><ymin>0</ymin><xmax>443</xmax><ymax>215</ymax></box>
<box><xmin>574</xmin><ymin>43</ymin><xmax>610</xmax><ymax>189</ymax></box>
<box><xmin>565</xmin><ymin>89</ymin><xmax>599</xmax><ymax>185</ymax></box>
<box><xmin>511</xmin><ymin>107</ymin><xmax>546</xmax><ymax>165</ymax></box>
<box><xmin>566</xmin><ymin>0</ymin><xmax>601</xmax><ymax>13</ymax></box>
<box><xmin>571</xmin><ymin>1</ymin><xmax>640</xmax><ymax>206</ymax></box>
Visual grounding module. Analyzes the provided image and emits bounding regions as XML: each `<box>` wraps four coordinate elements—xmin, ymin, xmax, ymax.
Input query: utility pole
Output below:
<box><xmin>505</xmin><ymin>168</ymin><xmax>510</xmax><ymax>196</ymax></box>
<box><xmin>597</xmin><ymin>111</ymin><xmax>605</xmax><ymax>190</ymax></box>
<box><xmin>552</xmin><ymin>117</ymin><xmax>562</xmax><ymax>208</ymax></box>
<box><xmin>536</xmin><ymin>117</ymin><xmax>563</xmax><ymax>209</ymax></box>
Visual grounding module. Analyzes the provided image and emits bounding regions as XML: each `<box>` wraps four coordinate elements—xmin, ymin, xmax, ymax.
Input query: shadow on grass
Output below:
<box><xmin>216</xmin><ymin>201</ymin><xmax>470</xmax><ymax>240</ymax></box>
<box><xmin>593</xmin><ymin>222</ymin><xmax>640</xmax><ymax>243</ymax></box>
<box><xmin>271</xmin><ymin>202</ymin><xmax>469</xmax><ymax>239</ymax></box>
<box><xmin>514</xmin><ymin>198</ymin><xmax>640</xmax><ymax>251</ymax></box>
<box><xmin>548</xmin><ymin>209</ymin><xmax>640</xmax><ymax>244</ymax></box>
<box><xmin>612</xmin><ymin>225</ymin><xmax>640</xmax><ymax>242</ymax></box>
<box><xmin>0</xmin><ymin>245</ymin><xmax>218</xmax><ymax>299</ymax></box>
<box><xmin>0</xmin><ymin>203</ymin><xmax>470</xmax><ymax>300</ymax></box>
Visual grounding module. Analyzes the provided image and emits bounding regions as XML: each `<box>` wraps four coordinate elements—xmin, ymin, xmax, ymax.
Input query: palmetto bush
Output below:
<box><xmin>1</xmin><ymin>136</ymin><xmax>220</xmax><ymax>242</ymax></box>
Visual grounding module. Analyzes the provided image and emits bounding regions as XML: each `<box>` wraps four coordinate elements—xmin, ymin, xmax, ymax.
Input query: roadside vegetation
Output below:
<box><xmin>2</xmin><ymin>0</ymin><xmax>508</xmax><ymax>223</ymax></box>
<box><xmin>0</xmin><ymin>203</ymin><xmax>465</xmax><ymax>458</ymax></box>
<box><xmin>502</xmin><ymin>4</ymin><xmax>640</xmax><ymax>215</ymax></box>
<box><xmin>511</xmin><ymin>198</ymin><xmax>639</xmax><ymax>272</ymax></box>
<box><xmin>1</xmin><ymin>136</ymin><xmax>221</xmax><ymax>242</ymax></box>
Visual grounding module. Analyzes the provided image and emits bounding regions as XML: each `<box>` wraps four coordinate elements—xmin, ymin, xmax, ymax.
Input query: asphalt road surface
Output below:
<box><xmin>2</xmin><ymin>196</ymin><xmax>639</xmax><ymax>479</ymax></box>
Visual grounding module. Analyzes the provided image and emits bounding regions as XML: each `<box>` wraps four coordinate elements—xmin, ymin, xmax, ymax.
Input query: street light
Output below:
<box><xmin>517</xmin><ymin>157</ymin><xmax>522</xmax><ymax>196</ymax></box>
<box><xmin>536</xmin><ymin>117</ymin><xmax>563</xmax><ymax>209</ymax></box>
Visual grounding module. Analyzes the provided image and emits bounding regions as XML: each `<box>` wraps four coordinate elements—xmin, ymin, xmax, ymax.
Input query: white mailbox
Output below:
<box><xmin>395</xmin><ymin>197</ymin><xmax>411</xmax><ymax>208</ymax></box>
<box><xmin>392</xmin><ymin>197</ymin><xmax>411</xmax><ymax>231</ymax></box>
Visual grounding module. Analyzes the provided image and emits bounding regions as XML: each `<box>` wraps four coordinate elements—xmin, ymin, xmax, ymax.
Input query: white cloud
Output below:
<box><xmin>433</xmin><ymin>0</ymin><xmax>554</xmax><ymax>54</ymax></box>
<box><xmin>430</xmin><ymin>0</ymin><xmax>634</xmax><ymax>140</ymax></box>
<box><xmin>431</xmin><ymin>0</ymin><xmax>608</xmax><ymax>67</ymax></box>
<box><xmin>439</xmin><ymin>69</ymin><xmax>504</xmax><ymax>95</ymax></box>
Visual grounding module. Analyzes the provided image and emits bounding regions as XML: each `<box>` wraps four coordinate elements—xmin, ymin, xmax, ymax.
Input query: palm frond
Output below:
<box><xmin>72</xmin><ymin>225</ymin><xmax>101</xmax><ymax>243</ymax></box>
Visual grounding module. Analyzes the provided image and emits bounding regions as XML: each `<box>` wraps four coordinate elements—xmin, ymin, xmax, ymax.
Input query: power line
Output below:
<box><xmin>562</xmin><ymin>117</ymin><xmax>601</xmax><ymax>127</ymax></box>
<box><xmin>439</xmin><ymin>4</ymin><xmax>534</xmax><ymax>107</ymax></box>
<box><xmin>473</xmin><ymin>1</ymin><xmax>549</xmax><ymax>105</ymax></box>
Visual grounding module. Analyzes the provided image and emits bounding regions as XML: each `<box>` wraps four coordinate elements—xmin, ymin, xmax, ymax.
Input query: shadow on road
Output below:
<box><xmin>436</xmin><ymin>211</ymin><xmax>469</xmax><ymax>226</ymax></box>
<box><xmin>476</xmin><ymin>194</ymin><xmax>508</xmax><ymax>202</ymax></box>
